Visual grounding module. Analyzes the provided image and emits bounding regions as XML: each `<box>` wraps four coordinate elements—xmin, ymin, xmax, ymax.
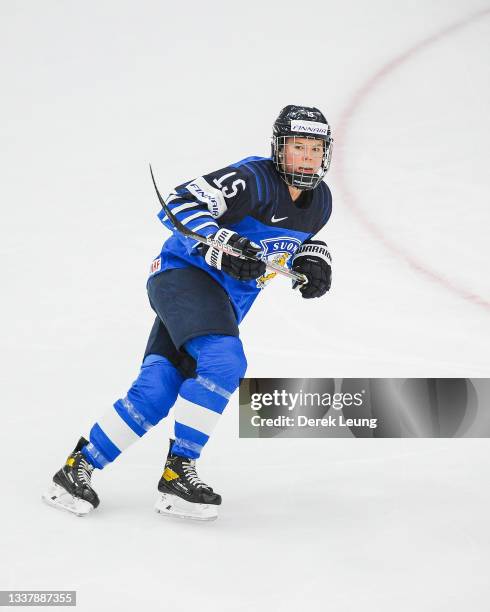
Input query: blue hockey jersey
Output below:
<box><xmin>148</xmin><ymin>156</ymin><xmax>332</xmax><ymax>323</ymax></box>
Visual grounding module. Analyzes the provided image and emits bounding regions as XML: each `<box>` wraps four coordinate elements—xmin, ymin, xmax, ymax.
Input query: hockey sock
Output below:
<box><xmin>172</xmin><ymin>335</ymin><xmax>247</xmax><ymax>459</ymax></box>
<box><xmin>82</xmin><ymin>355</ymin><xmax>184</xmax><ymax>468</ymax></box>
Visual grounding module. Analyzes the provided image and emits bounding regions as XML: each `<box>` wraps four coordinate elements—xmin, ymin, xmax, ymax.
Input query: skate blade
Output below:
<box><xmin>154</xmin><ymin>492</ymin><xmax>219</xmax><ymax>522</ymax></box>
<box><xmin>42</xmin><ymin>482</ymin><xmax>94</xmax><ymax>517</ymax></box>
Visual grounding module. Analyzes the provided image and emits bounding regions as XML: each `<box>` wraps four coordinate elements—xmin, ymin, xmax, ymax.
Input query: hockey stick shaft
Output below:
<box><xmin>149</xmin><ymin>165</ymin><xmax>307</xmax><ymax>284</ymax></box>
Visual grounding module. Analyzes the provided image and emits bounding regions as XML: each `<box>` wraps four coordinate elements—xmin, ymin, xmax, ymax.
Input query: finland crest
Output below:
<box><xmin>256</xmin><ymin>236</ymin><xmax>302</xmax><ymax>289</ymax></box>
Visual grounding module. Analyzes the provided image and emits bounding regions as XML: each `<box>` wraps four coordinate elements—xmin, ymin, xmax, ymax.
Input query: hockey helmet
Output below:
<box><xmin>272</xmin><ymin>105</ymin><xmax>333</xmax><ymax>190</ymax></box>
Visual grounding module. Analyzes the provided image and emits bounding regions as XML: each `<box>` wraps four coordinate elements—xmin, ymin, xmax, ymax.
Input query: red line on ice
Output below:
<box><xmin>335</xmin><ymin>7</ymin><xmax>490</xmax><ymax>311</ymax></box>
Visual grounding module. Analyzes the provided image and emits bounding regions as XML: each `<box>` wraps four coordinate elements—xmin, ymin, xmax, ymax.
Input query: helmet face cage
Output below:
<box><xmin>272</xmin><ymin>134</ymin><xmax>333</xmax><ymax>190</ymax></box>
<box><xmin>271</xmin><ymin>105</ymin><xmax>333</xmax><ymax>191</ymax></box>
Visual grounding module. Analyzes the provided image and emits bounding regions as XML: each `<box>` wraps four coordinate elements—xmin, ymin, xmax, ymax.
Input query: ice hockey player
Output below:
<box><xmin>42</xmin><ymin>105</ymin><xmax>334</xmax><ymax>521</ymax></box>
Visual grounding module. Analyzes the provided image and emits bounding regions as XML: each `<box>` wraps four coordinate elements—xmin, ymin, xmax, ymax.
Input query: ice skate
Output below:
<box><xmin>154</xmin><ymin>440</ymin><xmax>221</xmax><ymax>521</ymax></box>
<box><xmin>42</xmin><ymin>437</ymin><xmax>99</xmax><ymax>517</ymax></box>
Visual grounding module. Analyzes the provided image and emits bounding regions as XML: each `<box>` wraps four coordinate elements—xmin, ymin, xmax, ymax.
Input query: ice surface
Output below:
<box><xmin>1</xmin><ymin>1</ymin><xmax>489</xmax><ymax>610</ymax></box>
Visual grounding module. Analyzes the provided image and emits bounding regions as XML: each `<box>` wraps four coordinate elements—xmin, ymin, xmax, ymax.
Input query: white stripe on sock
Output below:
<box><xmin>97</xmin><ymin>406</ymin><xmax>140</xmax><ymax>451</ymax></box>
<box><xmin>174</xmin><ymin>397</ymin><xmax>221</xmax><ymax>436</ymax></box>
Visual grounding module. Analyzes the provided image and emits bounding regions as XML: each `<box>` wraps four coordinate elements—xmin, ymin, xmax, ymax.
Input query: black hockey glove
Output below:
<box><xmin>291</xmin><ymin>240</ymin><xmax>332</xmax><ymax>299</ymax></box>
<box><xmin>199</xmin><ymin>228</ymin><xmax>266</xmax><ymax>281</ymax></box>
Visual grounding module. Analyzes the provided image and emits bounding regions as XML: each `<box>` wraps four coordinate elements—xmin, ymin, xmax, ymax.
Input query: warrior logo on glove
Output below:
<box><xmin>291</xmin><ymin>240</ymin><xmax>332</xmax><ymax>298</ymax></box>
<box><xmin>200</xmin><ymin>228</ymin><xmax>267</xmax><ymax>281</ymax></box>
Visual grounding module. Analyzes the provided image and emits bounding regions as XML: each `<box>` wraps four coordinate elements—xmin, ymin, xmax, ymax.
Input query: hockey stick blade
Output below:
<box><xmin>149</xmin><ymin>165</ymin><xmax>307</xmax><ymax>284</ymax></box>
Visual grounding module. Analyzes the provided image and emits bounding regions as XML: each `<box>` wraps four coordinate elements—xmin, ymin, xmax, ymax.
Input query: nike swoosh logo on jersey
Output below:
<box><xmin>271</xmin><ymin>215</ymin><xmax>288</xmax><ymax>223</ymax></box>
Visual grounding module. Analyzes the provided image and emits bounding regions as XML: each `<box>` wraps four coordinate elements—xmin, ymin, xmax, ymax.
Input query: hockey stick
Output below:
<box><xmin>149</xmin><ymin>165</ymin><xmax>307</xmax><ymax>285</ymax></box>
